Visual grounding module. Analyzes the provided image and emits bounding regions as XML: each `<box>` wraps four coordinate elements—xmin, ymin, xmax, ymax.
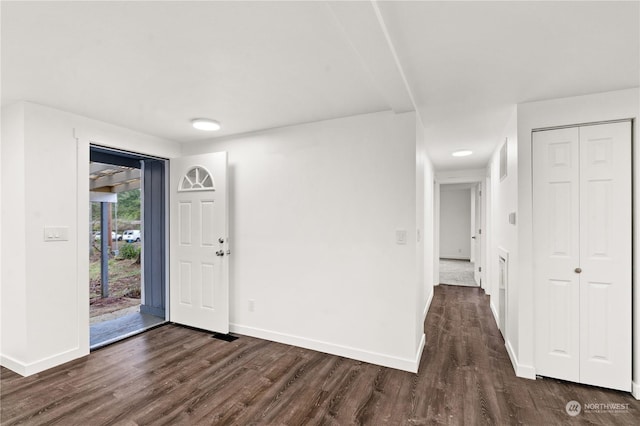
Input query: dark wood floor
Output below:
<box><xmin>2</xmin><ymin>285</ymin><xmax>638</xmax><ymax>425</ymax></box>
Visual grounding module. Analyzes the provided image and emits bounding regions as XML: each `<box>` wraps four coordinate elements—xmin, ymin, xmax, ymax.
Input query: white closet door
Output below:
<box><xmin>533</xmin><ymin>127</ymin><xmax>581</xmax><ymax>383</ymax></box>
<box><xmin>578</xmin><ymin>121</ymin><xmax>631</xmax><ymax>391</ymax></box>
<box><xmin>534</xmin><ymin>121</ymin><xmax>631</xmax><ymax>392</ymax></box>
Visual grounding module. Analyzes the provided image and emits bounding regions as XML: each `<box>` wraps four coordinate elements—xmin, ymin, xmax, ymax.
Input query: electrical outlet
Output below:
<box><xmin>249</xmin><ymin>299</ymin><xmax>255</xmax><ymax>312</ymax></box>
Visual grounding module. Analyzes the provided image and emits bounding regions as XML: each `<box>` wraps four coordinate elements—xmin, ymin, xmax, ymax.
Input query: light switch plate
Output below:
<box><xmin>396</xmin><ymin>229</ymin><xmax>407</xmax><ymax>245</ymax></box>
<box><xmin>44</xmin><ymin>226</ymin><xmax>69</xmax><ymax>242</ymax></box>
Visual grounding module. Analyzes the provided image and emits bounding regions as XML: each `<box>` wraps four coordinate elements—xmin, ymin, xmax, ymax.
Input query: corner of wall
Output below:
<box><xmin>505</xmin><ymin>338</ymin><xmax>536</xmax><ymax>380</ymax></box>
<box><xmin>1</xmin><ymin>345</ymin><xmax>88</xmax><ymax>377</ymax></box>
<box><xmin>0</xmin><ymin>102</ymin><xmax>27</xmax><ymax>370</ymax></box>
<box><xmin>632</xmin><ymin>380</ymin><xmax>640</xmax><ymax>400</ymax></box>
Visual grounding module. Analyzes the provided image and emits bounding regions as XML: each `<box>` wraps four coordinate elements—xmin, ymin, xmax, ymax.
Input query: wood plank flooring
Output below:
<box><xmin>2</xmin><ymin>285</ymin><xmax>639</xmax><ymax>425</ymax></box>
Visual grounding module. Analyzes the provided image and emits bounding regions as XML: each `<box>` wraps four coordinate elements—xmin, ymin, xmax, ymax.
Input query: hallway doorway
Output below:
<box><xmin>437</xmin><ymin>182</ymin><xmax>482</xmax><ymax>287</ymax></box>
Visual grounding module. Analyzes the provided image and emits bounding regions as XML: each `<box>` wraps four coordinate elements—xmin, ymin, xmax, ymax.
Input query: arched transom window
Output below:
<box><xmin>179</xmin><ymin>166</ymin><xmax>215</xmax><ymax>192</ymax></box>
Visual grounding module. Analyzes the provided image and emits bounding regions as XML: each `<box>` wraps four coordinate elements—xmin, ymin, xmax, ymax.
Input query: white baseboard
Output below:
<box><xmin>0</xmin><ymin>354</ymin><xmax>28</xmax><ymax>376</ymax></box>
<box><xmin>230</xmin><ymin>323</ymin><xmax>422</xmax><ymax>373</ymax></box>
<box><xmin>632</xmin><ymin>380</ymin><xmax>640</xmax><ymax>400</ymax></box>
<box><xmin>1</xmin><ymin>346</ymin><xmax>88</xmax><ymax>377</ymax></box>
<box><xmin>423</xmin><ymin>289</ymin><xmax>434</xmax><ymax>322</ymax></box>
<box><xmin>490</xmin><ymin>300</ymin><xmax>500</xmax><ymax>330</ymax></box>
<box><xmin>505</xmin><ymin>339</ymin><xmax>536</xmax><ymax>380</ymax></box>
<box><xmin>415</xmin><ymin>333</ymin><xmax>425</xmax><ymax>372</ymax></box>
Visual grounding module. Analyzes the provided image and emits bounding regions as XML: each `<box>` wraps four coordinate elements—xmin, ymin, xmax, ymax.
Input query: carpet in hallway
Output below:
<box><xmin>439</xmin><ymin>258</ymin><xmax>477</xmax><ymax>286</ymax></box>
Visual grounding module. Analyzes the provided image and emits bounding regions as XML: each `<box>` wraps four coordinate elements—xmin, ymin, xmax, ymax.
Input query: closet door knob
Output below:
<box><xmin>575</xmin><ymin>267</ymin><xmax>582</xmax><ymax>274</ymax></box>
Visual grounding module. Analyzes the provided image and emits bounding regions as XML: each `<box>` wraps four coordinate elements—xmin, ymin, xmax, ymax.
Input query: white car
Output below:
<box><xmin>123</xmin><ymin>229</ymin><xmax>141</xmax><ymax>243</ymax></box>
<box><xmin>94</xmin><ymin>231</ymin><xmax>122</xmax><ymax>241</ymax></box>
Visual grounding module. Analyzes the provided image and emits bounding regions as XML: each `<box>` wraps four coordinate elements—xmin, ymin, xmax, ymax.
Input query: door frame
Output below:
<box><xmin>434</xmin><ymin>169</ymin><xmax>487</xmax><ymax>290</ymax></box>
<box><xmin>85</xmin><ymin>145</ymin><xmax>170</xmax><ymax>348</ymax></box>
<box><xmin>75</xmin><ymin>127</ymin><xmax>180</xmax><ymax>357</ymax></box>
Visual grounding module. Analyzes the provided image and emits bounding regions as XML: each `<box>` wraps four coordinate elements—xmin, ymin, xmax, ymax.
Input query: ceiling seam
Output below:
<box><xmin>323</xmin><ymin>2</ymin><xmax>393</xmax><ymax>110</ymax></box>
<box><xmin>370</xmin><ymin>0</ymin><xmax>422</xmax><ymax>123</ymax></box>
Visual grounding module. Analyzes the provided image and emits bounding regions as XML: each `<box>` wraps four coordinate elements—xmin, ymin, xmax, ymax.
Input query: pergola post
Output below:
<box><xmin>107</xmin><ymin>202</ymin><xmax>113</xmax><ymax>252</ymax></box>
<box><xmin>100</xmin><ymin>201</ymin><xmax>109</xmax><ymax>298</ymax></box>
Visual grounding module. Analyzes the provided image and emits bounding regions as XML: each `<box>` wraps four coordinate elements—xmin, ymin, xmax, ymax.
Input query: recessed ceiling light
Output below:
<box><xmin>452</xmin><ymin>150</ymin><xmax>473</xmax><ymax>157</ymax></box>
<box><xmin>191</xmin><ymin>118</ymin><xmax>221</xmax><ymax>131</ymax></box>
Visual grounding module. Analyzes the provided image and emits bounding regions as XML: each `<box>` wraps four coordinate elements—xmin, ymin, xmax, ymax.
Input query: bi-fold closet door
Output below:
<box><xmin>533</xmin><ymin>121</ymin><xmax>631</xmax><ymax>392</ymax></box>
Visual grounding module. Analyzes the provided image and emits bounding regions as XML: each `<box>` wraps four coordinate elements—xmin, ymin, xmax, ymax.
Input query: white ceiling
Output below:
<box><xmin>378</xmin><ymin>1</ymin><xmax>640</xmax><ymax>169</ymax></box>
<box><xmin>2</xmin><ymin>1</ymin><xmax>638</xmax><ymax>171</ymax></box>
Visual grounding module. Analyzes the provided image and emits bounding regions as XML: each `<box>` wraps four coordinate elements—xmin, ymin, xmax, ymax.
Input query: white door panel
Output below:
<box><xmin>170</xmin><ymin>153</ymin><xmax>229</xmax><ymax>333</ymax></box>
<box><xmin>578</xmin><ymin>122</ymin><xmax>631</xmax><ymax>391</ymax></box>
<box><xmin>533</xmin><ymin>122</ymin><xmax>631</xmax><ymax>392</ymax></box>
<box><xmin>533</xmin><ymin>127</ymin><xmax>580</xmax><ymax>383</ymax></box>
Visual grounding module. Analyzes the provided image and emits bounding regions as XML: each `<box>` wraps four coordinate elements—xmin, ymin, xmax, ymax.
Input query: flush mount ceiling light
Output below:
<box><xmin>191</xmin><ymin>118</ymin><xmax>221</xmax><ymax>131</ymax></box>
<box><xmin>452</xmin><ymin>150</ymin><xmax>473</xmax><ymax>157</ymax></box>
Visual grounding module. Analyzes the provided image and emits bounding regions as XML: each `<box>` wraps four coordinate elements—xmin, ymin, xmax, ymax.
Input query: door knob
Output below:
<box><xmin>575</xmin><ymin>267</ymin><xmax>582</xmax><ymax>274</ymax></box>
<box><xmin>216</xmin><ymin>250</ymin><xmax>225</xmax><ymax>257</ymax></box>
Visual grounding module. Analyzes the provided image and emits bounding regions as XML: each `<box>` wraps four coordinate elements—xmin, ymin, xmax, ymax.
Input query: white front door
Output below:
<box><xmin>533</xmin><ymin>121</ymin><xmax>631</xmax><ymax>392</ymax></box>
<box><xmin>170</xmin><ymin>152</ymin><xmax>229</xmax><ymax>333</ymax></box>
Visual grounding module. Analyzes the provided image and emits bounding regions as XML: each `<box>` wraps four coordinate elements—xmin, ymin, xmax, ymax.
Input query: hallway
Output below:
<box><xmin>1</xmin><ymin>286</ymin><xmax>637</xmax><ymax>424</ymax></box>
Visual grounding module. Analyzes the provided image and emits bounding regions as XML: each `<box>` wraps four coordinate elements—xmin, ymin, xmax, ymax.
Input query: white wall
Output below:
<box><xmin>1</xmin><ymin>102</ymin><xmax>434</xmax><ymax>375</ymax></box>
<box><xmin>422</xmin><ymin>140</ymin><xmax>435</xmax><ymax>324</ymax></box>
<box><xmin>183</xmin><ymin>110</ymin><xmax>425</xmax><ymax>371</ymax></box>
<box><xmin>485</xmin><ymin>106</ymin><xmax>518</xmax><ymax>360</ymax></box>
<box><xmin>0</xmin><ymin>102</ymin><xmax>3</xmax><ymax>361</ymax></box>
<box><xmin>415</xmin><ymin>115</ymin><xmax>425</xmax><ymax>348</ymax></box>
<box><xmin>439</xmin><ymin>186</ymin><xmax>471</xmax><ymax>259</ymax></box>
<box><xmin>1</xmin><ymin>103</ymin><xmax>27</xmax><ymax>365</ymax></box>
<box><xmin>516</xmin><ymin>88</ymin><xmax>640</xmax><ymax>391</ymax></box>
<box><xmin>416</xmin><ymin>115</ymin><xmax>435</xmax><ymax>347</ymax></box>
<box><xmin>0</xmin><ymin>102</ymin><xmax>181</xmax><ymax>375</ymax></box>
